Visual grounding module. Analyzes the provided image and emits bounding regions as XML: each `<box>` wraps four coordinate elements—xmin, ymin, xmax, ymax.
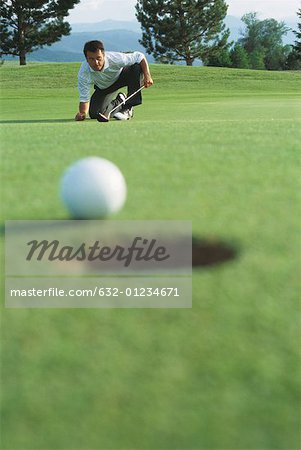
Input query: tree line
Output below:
<box><xmin>1</xmin><ymin>0</ymin><xmax>300</xmax><ymax>70</ymax></box>
<box><xmin>136</xmin><ymin>1</ymin><xmax>301</xmax><ymax>70</ymax></box>
<box><xmin>206</xmin><ymin>11</ymin><xmax>301</xmax><ymax>70</ymax></box>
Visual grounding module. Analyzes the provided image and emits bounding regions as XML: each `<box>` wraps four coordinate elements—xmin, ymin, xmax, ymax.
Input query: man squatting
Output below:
<box><xmin>75</xmin><ymin>40</ymin><xmax>154</xmax><ymax>121</ymax></box>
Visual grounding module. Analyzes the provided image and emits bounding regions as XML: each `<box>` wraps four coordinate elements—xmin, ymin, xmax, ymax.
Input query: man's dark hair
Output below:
<box><xmin>83</xmin><ymin>40</ymin><xmax>105</xmax><ymax>57</ymax></box>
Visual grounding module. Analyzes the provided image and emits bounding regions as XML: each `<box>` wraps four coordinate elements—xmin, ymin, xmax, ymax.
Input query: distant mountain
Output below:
<box><xmin>6</xmin><ymin>16</ymin><xmax>296</xmax><ymax>63</ymax></box>
<box><xmin>71</xmin><ymin>19</ymin><xmax>141</xmax><ymax>33</ymax></box>
<box><xmin>70</xmin><ymin>16</ymin><xmax>297</xmax><ymax>44</ymax></box>
<box><xmin>28</xmin><ymin>48</ymin><xmax>83</xmax><ymax>62</ymax></box>
<box><xmin>27</xmin><ymin>29</ymin><xmax>150</xmax><ymax>63</ymax></box>
<box><xmin>225</xmin><ymin>15</ymin><xmax>245</xmax><ymax>42</ymax></box>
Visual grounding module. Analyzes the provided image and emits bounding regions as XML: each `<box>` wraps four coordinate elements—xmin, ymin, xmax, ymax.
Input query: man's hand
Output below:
<box><xmin>144</xmin><ymin>76</ymin><xmax>154</xmax><ymax>88</ymax></box>
<box><xmin>140</xmin><ymin>57</ymin><xmax>154</xmax><ymax>88</ymax></box>
<box><xmin>75</xmin><ymin>112</ymin><xmax>86</xmax><ymax>121</ymax></box>
<box><xmin>75</xmin><ymin>102</ymin><xmax>89</xmax><ymax>121</ymax></box>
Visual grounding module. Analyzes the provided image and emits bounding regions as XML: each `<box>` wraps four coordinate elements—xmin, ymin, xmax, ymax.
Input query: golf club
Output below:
<box><xmin>96</xmin><ymin>85</ymin><xmax>145</xmax><ymax>123</ymax></box>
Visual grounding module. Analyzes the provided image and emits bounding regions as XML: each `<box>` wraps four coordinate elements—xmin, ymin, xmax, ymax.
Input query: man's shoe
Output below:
<box><xmin>114</xmin><ymin>92</ymin><xmax>127</xmax><ymax>108</ymax></box>
<box><xmin>105</xmin><ymin>92</ymin><xmax>126</xmax><ymax>116</ymax></box>
<box><xmin>113</xmin><ymin>107</ymin><xmax>134</xmax><ymax>121</ymax></box>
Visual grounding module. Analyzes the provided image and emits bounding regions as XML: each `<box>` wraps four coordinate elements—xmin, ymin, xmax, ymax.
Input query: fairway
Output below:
<box><xmin>1</xmin><ymin>62</ymin><xmax>301</xmax><ymax>449</ymax></box>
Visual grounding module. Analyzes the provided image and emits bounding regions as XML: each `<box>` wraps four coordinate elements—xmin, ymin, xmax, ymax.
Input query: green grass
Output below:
<box><xmin>1</xmin><ymin>62</ymin><xmax>301</xmax><ymax>450</ymax></box>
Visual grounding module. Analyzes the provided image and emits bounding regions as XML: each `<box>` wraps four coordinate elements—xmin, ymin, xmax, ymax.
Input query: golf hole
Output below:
<box><xmin>192</xmin><ymin>237</ymin><xmax>238</xmax><ymax>267</ymax></box>
<box><xmin>80</xmin><ymin>236</ymin><xmax>238</xmax><ymax>270</ymax></box>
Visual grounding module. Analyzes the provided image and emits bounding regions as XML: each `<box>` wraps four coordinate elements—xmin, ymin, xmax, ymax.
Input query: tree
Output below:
<box><xmin>230</xmin><ymin>43</ymin><xmax>249</xmax><ymax>68</ymax></box>
<box><xmin>265</xmin><ymin>44</ymin><xmax>291</xmax><ymax>70</ymax></box>
<box><xmin>285</xmin><ymin>8</ymin><xmax>301</xmax><ymax>70</ymax></box>
<box><xmin>0</xmin><ymin>0</ymin><xmax>80</xmax><ymax>65</ymax></box>
<box><xmin>285</xmin><ymin>49</ymin><xmax>301</xmax><ymax>69</ymax></box>
<box><xmin>249</xmin><ymin>47</ymin><xmax>266</xmax><ymax>70</ymax></box>
<box><xmin>206</xmin><ymin>47</ymin><xmax>232</xmax><ymax>67</ymax></box>
<box><xmin>293</xmin><ymin>8</ymin><xmax>301</xmax><ymax>54</ymax></box>
<box><xmin>239</xmin><ymin>12</ymin><xmax>290</xmax><ymax>70</ymax></box>
<box><xmin>135</xmin><ymin>0</ymin><xmax>230</xmax><ymax>66</ymax></box>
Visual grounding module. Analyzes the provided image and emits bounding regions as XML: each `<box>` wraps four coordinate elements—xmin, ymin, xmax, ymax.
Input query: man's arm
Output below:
<box><xmin>140</xmin><ymin>57</ymin><xmax>154</xmax><ymax>88</ymax></box>
<box><xmin>75</xmin><ymin>102</ymin><xmax>89</xmax><ymax>121</ymax></box>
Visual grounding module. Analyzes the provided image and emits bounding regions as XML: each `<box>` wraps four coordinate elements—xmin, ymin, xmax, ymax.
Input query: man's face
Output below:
<box><xmin>86</xmin><ymin>49</ymin><xmax>105</xmax><ymax>71</ymax></box>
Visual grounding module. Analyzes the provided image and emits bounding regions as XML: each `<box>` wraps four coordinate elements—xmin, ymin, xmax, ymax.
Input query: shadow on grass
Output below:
<box><xmin>0</xmin><ymin>119</ymin><xmax>75</xmax><ymax>124</ymax></box>
<box><xmin>192</xmin><ymin>237</ymin><xmax>238</xmax><ymax>267</ymax></box>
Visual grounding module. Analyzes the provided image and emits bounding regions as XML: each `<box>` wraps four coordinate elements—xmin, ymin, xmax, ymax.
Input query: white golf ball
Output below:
<box><xmin>60</xmin><ymin>157</ymin><xmax>127</xmax><ymax>219</ymax></box>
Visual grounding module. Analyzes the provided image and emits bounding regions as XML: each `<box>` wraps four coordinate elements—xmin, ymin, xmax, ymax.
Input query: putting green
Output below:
<box><xmin>0</xmin><ymin>62</ymin><xmax>300</xmax><ymax>449</ymax></box>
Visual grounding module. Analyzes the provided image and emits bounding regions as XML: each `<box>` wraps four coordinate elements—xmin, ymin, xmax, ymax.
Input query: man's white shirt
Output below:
<box><xmin>78</xmin><ymin>51</ymin><xmax>145</xmax><ymax>102</ymax></box>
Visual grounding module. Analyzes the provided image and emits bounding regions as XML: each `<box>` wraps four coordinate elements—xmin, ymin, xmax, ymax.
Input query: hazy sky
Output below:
<box><xmin>68</xmin><ymin>0</ymin><xmax>300</xmax><ymax>23</ymax></box>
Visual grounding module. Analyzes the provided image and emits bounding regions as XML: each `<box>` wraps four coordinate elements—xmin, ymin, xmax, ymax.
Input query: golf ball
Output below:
<box><xmin>60</xmin><ymin>157</ymin><xmax>127</xmax><ymax>219</ymax></box>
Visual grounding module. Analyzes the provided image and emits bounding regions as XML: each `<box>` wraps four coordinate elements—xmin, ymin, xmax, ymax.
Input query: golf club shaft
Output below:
<box><xmin>109</xmin><ymin>85</ymin><xmax>145</xmax><ymax>115</ymax></box>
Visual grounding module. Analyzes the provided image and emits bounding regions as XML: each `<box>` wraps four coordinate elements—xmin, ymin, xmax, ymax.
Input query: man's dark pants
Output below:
<box><xmin>89</xmin><ymin>63</ymin><xmax>143</xmax><ymax>119</ymax></box>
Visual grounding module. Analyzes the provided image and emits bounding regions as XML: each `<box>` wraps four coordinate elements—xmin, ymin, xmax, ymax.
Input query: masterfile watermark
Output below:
<box><xmin>26</xmin><ymin>237</ymin><xmax>170</xmax><ymax>266</ymax></box>
<box><xmin>5</xmin><ymin>220</ymin><xmax>192</xmax><ymax>308</ymax></box>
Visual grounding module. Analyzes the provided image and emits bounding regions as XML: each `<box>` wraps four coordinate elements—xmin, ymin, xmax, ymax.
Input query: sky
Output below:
<box><xmin>68</xmin><ymin>0</ymin><xmax>300</xmax><ymax>23</ymax></box>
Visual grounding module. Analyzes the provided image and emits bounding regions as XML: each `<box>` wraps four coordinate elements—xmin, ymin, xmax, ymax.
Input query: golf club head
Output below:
<box><xmin>96</xmin><ymin>112</ymin><xmax>110</xmax><ymax>123</ymax></box>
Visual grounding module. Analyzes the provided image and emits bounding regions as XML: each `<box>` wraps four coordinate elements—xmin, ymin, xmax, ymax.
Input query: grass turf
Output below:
<box><xmin>0</xmin><ymin>62</ymin><xmax>301</xmax><ymax>449</ymax></box>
